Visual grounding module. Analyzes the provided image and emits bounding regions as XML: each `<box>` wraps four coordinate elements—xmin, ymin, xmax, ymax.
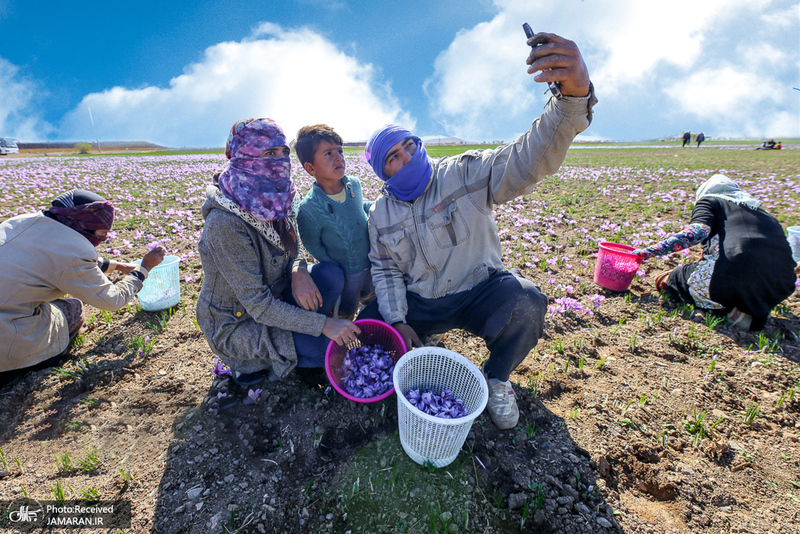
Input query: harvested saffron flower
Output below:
<box><xmin>339</xmin><ymin>344</ymin><xmax>395</xmax><ymax>399</ymax></box>
<box><xmin>404</xmin><ymin>387</ymin><xmax>468</xmax><ymax>419</ymax></box>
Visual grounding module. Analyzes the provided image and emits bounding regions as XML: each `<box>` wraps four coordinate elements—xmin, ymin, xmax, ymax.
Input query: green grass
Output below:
<box><xmin>334</xmin><ymin>433</ymin><xmax>517</xmax><ymax>533</ymax></box>
<box><xmin>68</xmin><ymin>148</ymin><xmax>223</xmax><ymax>157</ymax></box>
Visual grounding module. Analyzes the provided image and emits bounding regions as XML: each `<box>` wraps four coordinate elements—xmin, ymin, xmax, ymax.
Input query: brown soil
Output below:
<box><xmin>1</xmin><ymin>165</ymin><xmax>799</xmax><ymax>534</ymax></box>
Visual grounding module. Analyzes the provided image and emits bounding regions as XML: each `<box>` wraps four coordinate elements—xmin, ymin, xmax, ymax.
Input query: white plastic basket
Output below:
<box><xmin>134</xmin><ymin>255</ymin><xmax>181</xmax><ymax>311</ymax></box>
<box><xmin>393</xmin><ymin>347</ymin><xmax>488</xmax><ymax>467</ymax></box>
<box><xmin>787</xmin><ymin>226</ymin><xmax>800</xmax><ymax>263</ymax></box>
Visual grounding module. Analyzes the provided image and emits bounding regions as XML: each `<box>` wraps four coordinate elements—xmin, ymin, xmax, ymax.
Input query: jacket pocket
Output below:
<box><xmin>378</xmin><ymin>228</ymin><xmax>416</xmax><ymax>271</ymax></box>
<box><xmin>208</xmin><ymin>299</ymin><xmax>248</xmax><ymax>323</ymax></box>
<box><xmin>426</xmin><ymin>202</ymin><xmax>469</xmax><ymax>249</ymax></box>
<box><xmin>266</xmin><ymin>252</ymin><xmax>290</xmax><ymax>297</ymax></box>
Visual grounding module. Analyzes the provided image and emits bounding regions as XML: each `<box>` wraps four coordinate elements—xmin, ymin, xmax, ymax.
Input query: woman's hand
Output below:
<box><xmin>292</xmin><ymin>267</ymin><xmax>322</xmax><ymax>311</ymax></box>
<box><xmin>323</xmin><ymin>318</ymin><xmax>361</xmax><ymax>346</ymax></box>
<box><xmin>141</xmin><ymin>246</ymin><xmax>166</xmax><ymax>271</ymax></box>
<box><xmin>392</xmin><ymin>322</ymin><xmax>422</xmax><ymax>350</ymax></box>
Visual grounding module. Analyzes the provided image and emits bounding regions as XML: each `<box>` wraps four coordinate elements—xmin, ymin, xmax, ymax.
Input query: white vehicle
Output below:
<box><xmin>0</xmin><ymin>137</ymin><xmax>19</xmax><ymax>155</ymax></box>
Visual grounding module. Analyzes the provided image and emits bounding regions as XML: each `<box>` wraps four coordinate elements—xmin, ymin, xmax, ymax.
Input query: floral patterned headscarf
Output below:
<box><xmin>696</xmin><ymin>174</ymin><xmax>760</xmax><ymax>210</ymax></box>
<box><xmin>218</xmin><ymin>118</ymin><xmax>296</xmax><ymax>221</ymax></box>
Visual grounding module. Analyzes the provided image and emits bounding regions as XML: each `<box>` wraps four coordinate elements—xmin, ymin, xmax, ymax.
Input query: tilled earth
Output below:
<box><xmin>0</xmin><ymin>152</ymin><xmax>799</xmax><ymax>533</ymax></box>
<box><xmin>1</xmin><ymin>254</ymin><xmax>798</xmax><ymax>534</ymax></box>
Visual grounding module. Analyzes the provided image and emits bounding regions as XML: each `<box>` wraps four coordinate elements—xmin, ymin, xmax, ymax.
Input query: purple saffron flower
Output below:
<box><xmin>339</xmin><ymin>344</ymin><xmax>396</xmax><ymax>398</ymax></box>
<box><xmin>404</xmin><ymin>387</ymin><xmax>468</xmax><ymax>419</ymax></box>
<box><xmin>243</xmin><ymin>388</ymin><xmax>262</xmax><ymax>405</ymax></box>
<box><xmin>212</xmin><ymin>357</ymin><xmax>231</xmax><ymax>377</ymax></box>
<box><xmin>588</xmin><ymin>294</ymin><xmax>606</xmax><ymax>309</ymax></box>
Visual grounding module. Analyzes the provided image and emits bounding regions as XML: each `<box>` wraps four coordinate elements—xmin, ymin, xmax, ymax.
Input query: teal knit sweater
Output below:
<box><xmin>296</xmin><ymin>176</ymin><xmax>373</xmax><ymax>275</ymax></box>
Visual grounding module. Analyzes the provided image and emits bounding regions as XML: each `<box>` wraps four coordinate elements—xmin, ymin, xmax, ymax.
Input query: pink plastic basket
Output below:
<box><xmin>593</xmin><ymin>242</ymin><xmax>643</xmax><ymax>292</ymax></box>
<box><xmin>325</xmin><ymin>319</ymin><xmax>407</xmax><ymax>403</ymax></box>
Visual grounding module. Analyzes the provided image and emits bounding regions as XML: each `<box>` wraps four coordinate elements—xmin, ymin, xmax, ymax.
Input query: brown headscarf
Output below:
<box><xmin>45</xmin><ymin>189</ymin><xmax>114</xmax><ymax>247</ymax></box>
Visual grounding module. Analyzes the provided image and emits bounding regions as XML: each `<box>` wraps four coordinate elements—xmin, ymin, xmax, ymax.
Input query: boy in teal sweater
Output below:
<box><xmin>295</xmin><ymin>124</ymin><xmax>375</xmax><ymax>319</ymax></box>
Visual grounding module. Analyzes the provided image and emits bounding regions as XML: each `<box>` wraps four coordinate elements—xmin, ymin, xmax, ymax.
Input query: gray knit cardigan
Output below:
<box><xmin>195</xmin><ymin>189</ymin><xmax>326</xmax><ymax>379</ymax></box>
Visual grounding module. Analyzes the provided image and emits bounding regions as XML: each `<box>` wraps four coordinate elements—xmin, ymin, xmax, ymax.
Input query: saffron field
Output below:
<box><xmin>0</xmin><ymin>145</ymin><xmax>798</xmax><ymax>534</ymax></box>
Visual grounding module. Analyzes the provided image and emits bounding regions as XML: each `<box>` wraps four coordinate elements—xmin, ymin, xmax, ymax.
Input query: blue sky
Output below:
<box><xmin>1</xmin><ymin>0</ymin><xmax>798</xmax><ymax>147</ymax></box>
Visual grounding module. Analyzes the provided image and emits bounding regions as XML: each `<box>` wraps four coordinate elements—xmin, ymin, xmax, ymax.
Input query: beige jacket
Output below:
<box><xmin>368</xmin><ymin>91</ymin><xmax>596</xmax><ymax>325</ymax></box>
<box><xmin>0</xmin><ymin>212</ymin><xmax>144</xmax><ymax>371</ymax></box>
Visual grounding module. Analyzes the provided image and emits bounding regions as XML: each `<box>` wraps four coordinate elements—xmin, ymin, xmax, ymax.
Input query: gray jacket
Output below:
<box><xmin>196</xmin><ymin>189</ymin><xmax>326</xmax><ymax>379</ymax></box>
<box><xmin>368</xmin><ymin>92</ymin><xmax>596</xmax><ymax>325</ymax></box>
<box><xmin>0</xmin><ymin>212</ymin><xmax>143</xmax><ymax>371</ymax></box>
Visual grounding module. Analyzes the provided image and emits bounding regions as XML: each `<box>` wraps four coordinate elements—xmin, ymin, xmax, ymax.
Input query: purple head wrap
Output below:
<box><xmin>46</xmin><ymin>189</ymin><xmax>114</xmax><ymax>247</ymax></box>
<box><xmin>366</xmin><ymin>124</ymin><xmax>432</xmax><ymax>202</ymax></box>
<box><xmin>218</xmin><ymin>118</ymin><xmax>296</xmax><ymax>221</ymax></box>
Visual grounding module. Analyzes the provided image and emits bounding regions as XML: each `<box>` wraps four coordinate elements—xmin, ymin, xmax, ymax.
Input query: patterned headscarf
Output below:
<box><xmin>218</xmin><ymin>118</ymin><xmax>296</xmax><ymax>221</ymax></box>
<box><xmin>696</xmin><ymin>174</ymin><xmax>760</xmax><ymax>210</ymax></box>
<box><xmin>46</xmin><ymin>189</ymin><xmax>114</xmax><ymax>247</ymax></box>
<box><xmin>366</xmin><ymin>124</ymin><xmax>433</xmax><ymax>202</ymax></box>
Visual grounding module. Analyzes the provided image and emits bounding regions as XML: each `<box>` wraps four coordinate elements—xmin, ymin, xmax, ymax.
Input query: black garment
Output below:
<box><xmin>757</xmin><ymin>140</ymin><xmax>776</xmax><ymax>150</ymax></box>
<box><xmin>696</xmin><ymin>133</ymin><xmax>705</xmax><ymax>147</ymax></box>
<box><xmin>682</xmin><ymin>132</ymin><xmax>691</xmax><ymax>147</ymax></box>
<box><xmin>665</xmin><ymin>197</ymin><xmax>796</xmax><ymax>330</ymax></box>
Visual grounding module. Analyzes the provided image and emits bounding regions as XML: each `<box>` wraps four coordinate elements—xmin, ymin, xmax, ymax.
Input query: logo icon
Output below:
<box><xmin>9</xmin><ymin>505</ymin><xmax>42</xmax><ymax>522</ymax></box>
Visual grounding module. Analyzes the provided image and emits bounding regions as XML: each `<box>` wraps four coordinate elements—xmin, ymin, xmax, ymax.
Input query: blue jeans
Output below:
<box><xmin>339</xmin><ymin>268</ymin><xmax>376</xmax><ymax>319</ymax></box>
<box><xmin>284</xmin><ymin>262</ymin><xmax>343</xmax><ymax>368</ymax></box>
<box><xmin>358</xmin><ymin>269</ymin><xmax>547</xmax><ymax>381</ymax></box>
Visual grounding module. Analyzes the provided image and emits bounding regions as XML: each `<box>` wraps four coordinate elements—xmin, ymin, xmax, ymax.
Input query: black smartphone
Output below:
<box><xmin>523</xmin><ymin>23</ymin><xmax>561</xmax><ymax>98</ymax></box>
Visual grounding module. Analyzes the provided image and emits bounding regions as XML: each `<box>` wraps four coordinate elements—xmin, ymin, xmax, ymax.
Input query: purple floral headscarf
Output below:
<box><xmin>218</xmin><ymin>118</ymin><xmax>296</xmax><ymax>222</ymax></box>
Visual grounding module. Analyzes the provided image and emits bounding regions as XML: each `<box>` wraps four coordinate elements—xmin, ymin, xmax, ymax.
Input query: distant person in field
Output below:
<box><xmin>294</xmin><ymin>124</ymin><xmax>376</xmax><ymax>320</ymax></box>
<box><xmin>357</xmin><ymin>32</ymin><xmax>596</xmax><ymax>430</ymax></box>
<box><xmin>634</xmin><ymin>174</ymin><xmax>796</xmax><ymax>331</ymax></box>
<box><xmin>0</xmin><ymin>189</ymin><xmax>166</xmax><ymax>373</ymax></box>
<box><xmin>195</xmin><ymin>118</ymin><xmax>360</xmax><ymax>389</ymax></box>
<box><xmin>757</xmin><ymin>139</ymin><xmax>778</xmax><ymax>150</ymax></box>
<box><xmin>764</xmin><ymin>139</ymin><xmax>776</xmax><ymax>149</ymax></box>
<box><xmin>696</xmin><ymin>132</ymin><xmax>705</xmax><ymax>147</ymax></box>
<box><xmin>682</xmin><ymin>131</ymin><xmax>691</xmax><ymax>147</ymax></box>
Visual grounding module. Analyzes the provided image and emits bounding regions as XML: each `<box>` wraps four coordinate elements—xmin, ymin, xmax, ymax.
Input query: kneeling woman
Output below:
<box><xmin>0</xmin><ymin>189</ymin><xmax>165</xmax><ymax>372</ymax></box>
<box><xmin>196</xmin><ymin>118</ymin><xmax>360</xmax><ymax>386</ymax></box>
<box><xmin>635</xmin><ymin>174</ymin><xmax>796</xmax><ymax>331</ymax></box>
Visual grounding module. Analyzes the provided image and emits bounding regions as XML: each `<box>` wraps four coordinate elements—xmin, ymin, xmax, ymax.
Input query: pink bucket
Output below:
<box><xmin>593</xmin><ymin>242</ymin><xmax>643</xmax><ymax>292</ymax></box>
<box><xmin>325</xmin><ymin>319</ymin><xmax>407</xmax><ymax>403</ymax></box>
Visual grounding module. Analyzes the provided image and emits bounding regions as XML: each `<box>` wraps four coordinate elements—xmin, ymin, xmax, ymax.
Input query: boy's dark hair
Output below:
<box><xmin>295</xmin><ymin>124</ymin><xmax>343</xmax><ymax>166</ymax></box>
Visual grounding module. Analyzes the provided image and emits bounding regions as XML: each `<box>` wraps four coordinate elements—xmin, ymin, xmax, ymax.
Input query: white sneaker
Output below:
<box><xmin>485</xmin><ymin>376</ymin><xmax>519</xmax><ymax>430</ymax></box>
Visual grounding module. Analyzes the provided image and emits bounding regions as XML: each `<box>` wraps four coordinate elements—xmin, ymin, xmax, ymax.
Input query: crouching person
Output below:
<box><xmin>0</xmin><ymin>189</ymin><xmax>165</xmax><ymax>373</ymax></box>
<box><xmin>358</xmin><ymin>32</ymin><xmax>596</xmax><ymax>429</ymax></box>
<box><xmin>196</xmin><ymin>118</ymin><xmax>361</xmax><ymax>388</ymax></box>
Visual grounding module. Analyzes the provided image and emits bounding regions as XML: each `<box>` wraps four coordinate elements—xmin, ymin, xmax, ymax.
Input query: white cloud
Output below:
<box><xmin>0</xmin><ymin>57</ymin><xmax>53</xmax><ymax>141</ymax></box>
<box><xmin>59</xmin><ymin>25</ymin><xmax>414</xmax><ymax>147</ymax></box>
<box><xmin>664</xmin><ymin>66</ymin><xmax>793</xmax><ymax>138</ymax></box>
<box><xmin>664</xmin><ymin>67</ymin><xmax>772</xmax><ymax>127</ymax></box>
<box><xmin>423</xmin><ymin>13</ymin><xmax>535</xmax><ymax>141</ymax></box>
<box><xmin>426</xmin><ymin>0</ymin><xmax>800</xmax><ymax>140</ymax></box>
